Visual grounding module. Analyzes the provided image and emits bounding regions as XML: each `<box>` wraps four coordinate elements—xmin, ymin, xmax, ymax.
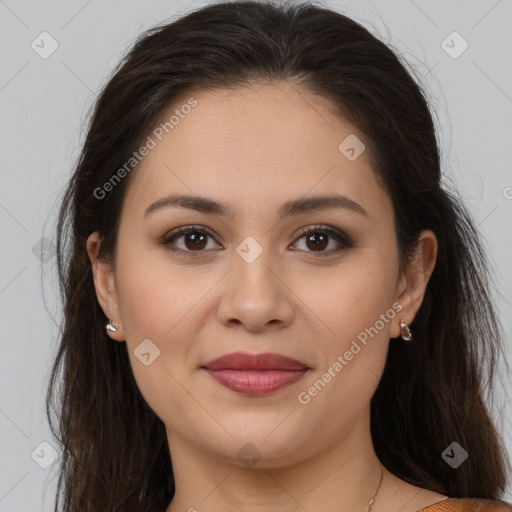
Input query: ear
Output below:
<box><xmin>86</xmin><ymin>231</ymin><xmax>125</xmax><ymax>342</ymax></box>
<box><xmin>392</xmin><ymin>229</ymin><xmax>438</xmax><ymax>338</ymax></box>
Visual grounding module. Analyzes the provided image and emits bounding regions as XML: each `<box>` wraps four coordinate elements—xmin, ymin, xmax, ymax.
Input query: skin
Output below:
<box><xmin>87</xmin><ymin>81</ymin><xmax>444</xmax><ymax>512</ymax></box>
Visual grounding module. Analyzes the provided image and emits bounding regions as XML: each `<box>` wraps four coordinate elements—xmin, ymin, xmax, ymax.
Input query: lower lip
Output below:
<box><xmin>204</xmin><ymin>368</ymin><xmax>309</xmax><ymax>395</ymax></box>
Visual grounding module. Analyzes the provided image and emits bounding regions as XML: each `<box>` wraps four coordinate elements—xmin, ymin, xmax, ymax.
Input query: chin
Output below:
<box><xmin>207</xmin><ymin>424</ymin><xmax>313</xmax><ymax>468</ymax></box>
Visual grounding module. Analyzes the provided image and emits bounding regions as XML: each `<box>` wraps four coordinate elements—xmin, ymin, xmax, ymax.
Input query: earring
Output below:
<box><xmin>400</xmin><ymin>319</ymin><xmax>412</xmax><ymax>341</ymax></box>
<box><xmin>106</xmin><ymin>319</ymin><xmax>119</xmax><ymax>333</ymax></box>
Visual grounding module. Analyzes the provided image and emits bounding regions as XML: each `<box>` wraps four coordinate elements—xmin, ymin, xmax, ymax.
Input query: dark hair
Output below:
<box><xmin>46</xmin><ymin>1</ymin><xmax>511</xmax><ymax>510</ymax></box>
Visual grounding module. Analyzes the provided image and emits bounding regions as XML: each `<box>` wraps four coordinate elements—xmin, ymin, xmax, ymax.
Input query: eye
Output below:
<box><xmin>291</xmin><ymin>224</ymin><xmax>353</xmax><ymax>256</ymax></box>
<box><xmin>160</xmin><ymin>225</ymin><xmax>221</xmax><ymax>256</ymax></box>
<box><xmin>160</xmin><ymin>224</ymin><xmax>353</xmax><ymax>257</ymax></box>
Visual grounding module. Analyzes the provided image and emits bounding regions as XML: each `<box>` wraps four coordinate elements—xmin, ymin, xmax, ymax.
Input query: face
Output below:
<box><xmin>88</xmin><ymin>81</ymin><xmax>436</xmax><ymax>468</ymax></box>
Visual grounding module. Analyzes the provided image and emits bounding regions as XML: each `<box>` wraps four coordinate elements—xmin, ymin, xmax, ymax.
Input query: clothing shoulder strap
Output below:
<box><xmin>419</xmin><ymin>498</ymin><xmax>512</xmax><ymax>512</ymax></box>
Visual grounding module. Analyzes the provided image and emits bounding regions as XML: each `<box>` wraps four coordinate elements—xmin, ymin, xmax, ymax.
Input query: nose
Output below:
<box><xmin>216</xmin><ymin>246</ymin><xmax>294</xmax><ymax>332</ymax></box>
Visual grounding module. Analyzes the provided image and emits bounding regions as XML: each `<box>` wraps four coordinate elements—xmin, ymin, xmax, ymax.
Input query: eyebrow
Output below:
<box><xmin>143</xmin><ymin>193</ymin><xmax>368</xmax><ymax>219</ymax></box>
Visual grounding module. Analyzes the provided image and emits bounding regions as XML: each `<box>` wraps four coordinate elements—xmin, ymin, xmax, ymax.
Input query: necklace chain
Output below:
<box><xmin>366</xmin><ymin>465</ymin><xmax>384</xmax><ymax>512</ymax></box>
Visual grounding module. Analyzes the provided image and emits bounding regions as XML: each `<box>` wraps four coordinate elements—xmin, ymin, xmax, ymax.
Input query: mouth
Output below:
<box><xmin>203</xmin><ymin>368</ymin><xmax>310</xmax><ymax>395</ymax></box>
<box><xmin>202</xmin><ymin>351</ymin><xmax>310</xmax><ymax>396</ymax></box>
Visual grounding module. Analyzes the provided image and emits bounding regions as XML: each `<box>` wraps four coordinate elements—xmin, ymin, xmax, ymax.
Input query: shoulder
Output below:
<box><xmin>418</xmin><ymin>498</ymin><xmax>512</xmax><ymax>512</ymax></box>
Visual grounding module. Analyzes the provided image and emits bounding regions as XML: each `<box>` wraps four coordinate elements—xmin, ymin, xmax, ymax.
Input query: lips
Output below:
<box><xmin>202</xmin><ymin>351</ymin><xmax>309</xmax><ymax>371</ymax></box>
<box><xmin>202</xmin><ymin>352</ymin><xmax>310</xmax><ymax>395</ymax></box>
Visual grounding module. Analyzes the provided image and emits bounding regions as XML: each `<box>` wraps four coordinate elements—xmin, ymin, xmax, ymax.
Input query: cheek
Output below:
<box><xmin>114</xmin><ymin>257</ymin><xmax>205</xmax><ymax>423</ymax></box>
<box><xmin>306</xmin><ymin>255</ymin><xmax>397</xmax><ymax>346</ymax></box>
<box><xmin>115</xmin><ymin>240</ymin><xmax>205</xmax><ymax>341</ymax></box>
<box><xmin>113</xmin><ymin>245</ymin><xmax>204</xmax><ymax>391</ymax></box>
<box><xmin>296</xmin><ymin>254</ymin><xmax>396</xmax><ymax>403</ymax></box>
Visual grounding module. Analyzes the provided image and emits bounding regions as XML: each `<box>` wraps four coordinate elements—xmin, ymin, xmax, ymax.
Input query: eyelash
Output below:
<box><xmin>160</xmin><ymin>224</ymin><xmax>354</xmax><ymax>258</ymax></box>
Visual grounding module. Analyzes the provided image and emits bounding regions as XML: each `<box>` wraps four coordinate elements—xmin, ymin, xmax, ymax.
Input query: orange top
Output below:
<box><xmin>418</xmin><ymin>498</ymin><xmax>512</xmax><ymax>511</ymax></box>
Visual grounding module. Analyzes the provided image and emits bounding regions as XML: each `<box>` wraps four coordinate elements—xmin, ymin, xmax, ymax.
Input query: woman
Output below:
<box><xmin>46</xmin><ymin>1</ymin><xmax>512</xmax><ymax>511</ymax></box>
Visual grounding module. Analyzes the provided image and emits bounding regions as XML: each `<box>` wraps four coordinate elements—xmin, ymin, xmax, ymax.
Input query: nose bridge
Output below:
<box><xmin>216</xmin><ymin>234</ymin><xmax>293</xmax><ymax>330</ymax></box>
<box><xmin>232</xmin><ymin>233</ymin><xmax>278</xmax><ymax>298</ymax></box>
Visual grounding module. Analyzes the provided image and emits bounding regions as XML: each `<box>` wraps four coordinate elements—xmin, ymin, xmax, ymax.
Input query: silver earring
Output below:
<box><xmin>400</xmin><ymin>319</ymin><xmax>412</xmax><ymax>341</ymax></box>
<box><xmin>106</xmin><ymin>320</ymin><xmax>119</xmax><ymax>333</ymax></box>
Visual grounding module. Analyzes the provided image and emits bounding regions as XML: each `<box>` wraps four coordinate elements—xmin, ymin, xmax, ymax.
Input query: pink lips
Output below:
<box><xmin>202</xmin><ymin>351</ymin><xmax>310</xmax><ymax>396</ymax></box>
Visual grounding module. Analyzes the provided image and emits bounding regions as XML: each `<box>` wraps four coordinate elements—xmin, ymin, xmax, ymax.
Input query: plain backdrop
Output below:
<box><xmin>0</xmin><ymin>0</ymin><xmax>511</xmax><ymax>510</ymax></box>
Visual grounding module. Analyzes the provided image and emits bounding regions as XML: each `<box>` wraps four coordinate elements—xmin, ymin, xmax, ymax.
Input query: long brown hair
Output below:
<box><xmin>46</xmin><ymin>1</ymin><xmax>511</xmax><ymax>510</ymax></box>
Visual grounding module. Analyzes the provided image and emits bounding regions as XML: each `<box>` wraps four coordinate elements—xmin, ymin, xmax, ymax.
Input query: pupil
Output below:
<box><xmin>308</xmin><ymin>233</ymin><xmax>327</xmax><ymax>251</ymax></box>
<box><xmin>186</xmin><ymin>233</ymin><xmax>206</xmax><ymax>249</ymax></box>
<box><xmin>182</xmin><ymin>231</ymin><xmax>330</xmax><ymax>252</ymax></box>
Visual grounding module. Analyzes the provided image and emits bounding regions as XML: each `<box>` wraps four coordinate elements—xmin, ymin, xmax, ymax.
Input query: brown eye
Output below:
<box><xmin>161</xmin><ymin>226</ymin><xmax>219</xmax><ymax>255</ymax></box>
<box><xmin>160</xmin><ymin>224</ymin><xmax>353</xmax><ymax>258</ymax></box>
<box><xmin>303</xmin><ymin>232</ymin><xmax>329</xmax><ymax>251</ymax></box>
<box><xmin>292</xmin><ymin>225</ymin><xmax>353</xmax><ymax>256</ymax></box>
<box><xmin>181</xmin><ymin>231</ymin><xmax>208</xmax><ymax>250</ymax></box>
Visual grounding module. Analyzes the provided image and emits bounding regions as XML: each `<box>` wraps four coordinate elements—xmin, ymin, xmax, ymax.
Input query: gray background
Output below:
<box><xmin>1</xmin><ymin>0</ymin><xmax>511</xmax><ymax>510</ymax></box>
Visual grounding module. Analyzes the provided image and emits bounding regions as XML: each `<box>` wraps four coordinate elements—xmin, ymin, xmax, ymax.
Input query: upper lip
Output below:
<box><xmin>202</xmin><ymin>351</ymin><xmax>309</xmax><ymax>371</ymax></box>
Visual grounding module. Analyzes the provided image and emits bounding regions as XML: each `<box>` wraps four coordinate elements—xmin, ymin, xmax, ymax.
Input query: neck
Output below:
<box><xmin>165</xmin><ymin>413</ymin><xmax>384</xmax><ymax>512</ymax></box>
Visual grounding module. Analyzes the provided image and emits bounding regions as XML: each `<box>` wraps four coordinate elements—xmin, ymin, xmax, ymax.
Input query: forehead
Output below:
<box><xmin>121</xmin><ymin>82</ymin><xmax>390</xmax><ymax>222</ymax></box>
